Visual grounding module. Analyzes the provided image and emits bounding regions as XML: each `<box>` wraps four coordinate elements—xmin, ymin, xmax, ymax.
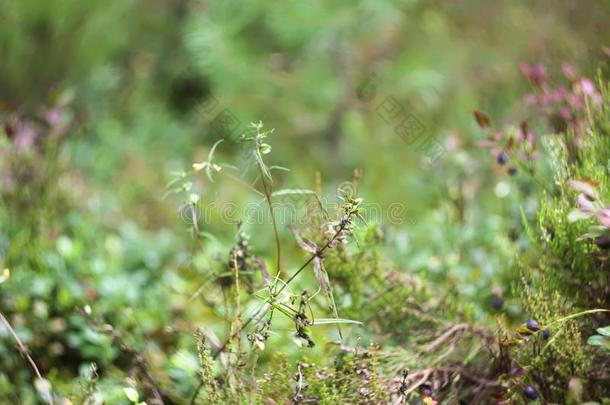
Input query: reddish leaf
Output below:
<box><xmin>473</xmin><ymin>110</ymin><xmax>491</xmax><ymax>129</ymax></box>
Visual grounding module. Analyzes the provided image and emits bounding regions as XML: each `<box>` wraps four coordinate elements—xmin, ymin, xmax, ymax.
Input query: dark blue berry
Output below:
<box><xmin>542</xmin><ymin>329</ymin><xmax>550</xmax><ymax>340</ymax></box>
<box><xmin>491</xmin><ymin>295</ymin><xmax>503</xmax><ymax>310</ymax></box>
<box><xmin>507</xmin><ymin>166</ymin><xmax>517</xmax><ymax>176</ymax></box>
<box><xmin>419</xmin><ymin>384</ymin><xmax>432</xmax><ymax>397</ymax></box>
<box><xmin>523</xmin><ymin>385</ymin><xmax>538</xmax><ymax>400</ymax></box>
<box><xmin>595</xmin><ymin>235</ymin><xmax>610</xmax><ymax>249</ymax></box>
<box><xmin>526</xmin><ymin>319</ymin><xmax>540</xmax><ymax>332</ymax></box>
<box><xmin>497</xmin><ymin>151</ymin><xmax>509</xmax><ymax>165</ymax></box>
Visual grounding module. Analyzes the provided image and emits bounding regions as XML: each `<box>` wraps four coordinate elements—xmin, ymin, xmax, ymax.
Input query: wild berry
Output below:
<box><xmin>491</xmin><ymin>295</ymin><xmax>503</xmax><ymax>310</ymax></box>
<box><xmin>497</xmin><ymin>151</ymin><xmax>509</xmax><ymax>165</ymax></box>
<box><xmin>523</xmin><ymin>385</ymin><xmax>538</xmax><ymax>400</ymax></box>
<box><xmin>507</xmin><ymin>167</ymin><xmax>517</xmax><ymax>176</ymax></box>
<box><xmin>542</xmin><ymin>329</ymin><xmax>550</xmax><ymax>340</ymax></box>
<box><xmin>526</xmin><ymin>319</ymin><xmax>539</xmax><ymax>331</ymax></box>
<box><xmin>595</xmin><ymin>235</ymin><xmax>610</xmax><ymax>249</ymax></box>
<box><xmin>419</xmin><ymin>384</ymin><xmax>432</xmax><ymax>397</ymax></box>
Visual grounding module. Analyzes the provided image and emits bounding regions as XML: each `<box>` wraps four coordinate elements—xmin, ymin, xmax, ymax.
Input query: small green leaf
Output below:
<box><xmin>124</xmin><ymin>387</ymin><xmax>139</xmax><ymax>402</ymax></box>
<box><xmin>587</xmin><ymin>335</ymin><xmax>606</xmax><ymax>347</ymax></box>
<box><xmin>254</xmin><ymin>150</ymin><xmax>272</xmax><ymax>179</ymax></box>
<box><xmin>596</xmin><ymin>325</ymin><xmax>610</xmax><ymax>336</ymax></box>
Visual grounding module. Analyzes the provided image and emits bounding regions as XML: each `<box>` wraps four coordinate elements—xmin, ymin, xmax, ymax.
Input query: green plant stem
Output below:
<box><xmin>257</xmin><ymin>165</ymin><xmax>282</xmax><ymax>279</ymax></box>
<box><xmin>213</xmin><ymin>215</ymin><xmax>351</xmax><ymax>358</ymax></box>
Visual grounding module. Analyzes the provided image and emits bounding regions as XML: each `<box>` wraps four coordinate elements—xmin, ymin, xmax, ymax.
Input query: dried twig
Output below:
<box><xmin>424</xmin><ymin>323</ymin><xmax>470</xmax><ymax>353</ymax></box>
<box><xmin>391</xmin><ymin>366</ymin><xmax>499</xmax><ymax>399</ymax></box>
<box><xmin>0</xmin><ymin>311</ymin><xmax>54</xmax><ymax>404</ymax></box>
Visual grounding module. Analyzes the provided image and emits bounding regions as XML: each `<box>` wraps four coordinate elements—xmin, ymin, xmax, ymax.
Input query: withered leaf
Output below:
<box><xmin>473</xmin><ymin>110</ymin><xmax>491</xmax><ymax>129</ymax></box>
<box><xmin>289</xmin><ymin>226</ymin><xmax>317</xmax><ymax>254</ymax></box>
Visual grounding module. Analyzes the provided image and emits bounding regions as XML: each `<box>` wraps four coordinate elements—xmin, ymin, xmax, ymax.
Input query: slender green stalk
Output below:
<box><xmin>257</xmin><ymin>164</ymin><xmax>282</xmax><ymax>277</ymax></box>
<box><xmin>539</xmin><ymin>309</ymin><xmax>609</xmax><ymax>355</ymax></box>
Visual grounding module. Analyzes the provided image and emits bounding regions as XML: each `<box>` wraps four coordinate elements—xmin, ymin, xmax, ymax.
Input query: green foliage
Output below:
<box><xmin>1</xmin><ymin>1</ymin><xmax>610</xmax><ymax>404</ymax></box>
<box><xmin>588</xmin><ymin>326</ymin><xmax>610</xmax><ymax>353</ymax></box>
<box><xmin>505</xmin><ymin>82</ymin><xmax>610</xmax><ymax>402</ymax></box>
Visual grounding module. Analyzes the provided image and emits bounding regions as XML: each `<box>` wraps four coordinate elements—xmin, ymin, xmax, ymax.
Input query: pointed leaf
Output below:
<box><xmin>588</xmin><ymin>335</ymin><xmax>606</xmax><ymax>347</ymax></box>
<box><xmin>254</xmin><ymin>150</ymin><xmax>272</xmax><ymax>180</ymax></box>
<box><xmin>271</xmin><ymin>189</ymin><xmax>315</xmax><ymax>198</ymax></box>
<box><xmin>311</xmin><ymin>318</ymin><xmax>363</xmax><ymax>326</ymax></box>
<box><xmin>207</xmin><ymin>139</ymin><xmax>223</xmax><ymax>162</ymax></box>
<box><xmin>596</xmin><ymin>326</ymin><xmax>610</xmax><ymax>336</ymax></box>
<box><xmin>473</xmin><ymin>110</ymin><xmax>491</xmax><ymax>129</ymax></box>
<box><xmin>124</xmin><ymin>387</ymin><xmax>139</xmax><ymax>402</ymax></box>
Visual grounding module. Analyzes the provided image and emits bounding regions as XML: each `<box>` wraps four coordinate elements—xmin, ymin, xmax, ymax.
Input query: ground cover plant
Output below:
<box><xmin>1</xmin><ymin>1</ymin><xmax>610</xmax><ymax>404</ymax></box>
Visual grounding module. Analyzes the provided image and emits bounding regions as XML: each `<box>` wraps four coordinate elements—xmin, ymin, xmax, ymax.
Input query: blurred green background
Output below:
<box><xmin>0</xmin><ymin>0</ymin><xmax>609</xmax><ymax>402</ymax></box>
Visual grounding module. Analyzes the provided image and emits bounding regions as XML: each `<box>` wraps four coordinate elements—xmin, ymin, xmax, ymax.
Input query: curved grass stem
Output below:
<box><xmin>257</xmin><ymin>165</ymin><xmax>282</xmax><ymax>279</ymax></box>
